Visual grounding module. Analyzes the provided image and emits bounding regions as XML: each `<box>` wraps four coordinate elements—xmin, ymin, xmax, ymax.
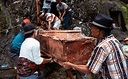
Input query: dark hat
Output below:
<box><xmin>23</xmin><ymin>24</ymin><xmax>36</xmax><ymax>34</ymax></box>
<box><xmin>91</xmin><ymin>14</ymin><xmax>113</xmax><ymax>29</ymax></box>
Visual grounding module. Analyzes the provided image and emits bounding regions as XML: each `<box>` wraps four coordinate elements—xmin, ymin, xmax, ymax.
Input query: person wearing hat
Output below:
<box><xmin>60</xmin><ymin>14</ymin><xmax>128</xmax><ymax>79</ymax></box>
<box><xmin>18</xmin><ymin>24</ymin><xmax>53</xmax><ymax>79</ymax></box>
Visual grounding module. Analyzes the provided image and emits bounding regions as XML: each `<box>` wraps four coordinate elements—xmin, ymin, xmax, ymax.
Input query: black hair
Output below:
<box><xmin>24</xmin><ymin>31</ymin><xmax>34</xmax><ymax>38</ymax></box>
<box><xmin>97</xmin><ymin>25</ymin><xmax>113</xmax><ymax>37</ymax></box>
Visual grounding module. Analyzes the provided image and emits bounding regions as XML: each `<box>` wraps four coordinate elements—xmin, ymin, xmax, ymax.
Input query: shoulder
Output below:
<box><xmin>97</xmin><ymin>37</ymin><xmax>116</xmax><ymax>53</ymax></box>
<box><xmin>24</xmin><ymin>38</ymin><xmax>40</xmax><ymax>45</ymax></box>
<box><xmin>61</xmin><ymin>2</ymin><xmax>68</xmax><ymax>5</ymax></box>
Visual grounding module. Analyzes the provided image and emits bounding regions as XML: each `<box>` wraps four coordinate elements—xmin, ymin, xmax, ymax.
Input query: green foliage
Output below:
<box><xmin>0</xmin><ymin>5</ymin><xmax>7</xmax><ymax>34</ymax></box>
<box><xmin>121</xmin><ymin>4</ymin><xmax>128</xmax><ymax>24</ymax></box>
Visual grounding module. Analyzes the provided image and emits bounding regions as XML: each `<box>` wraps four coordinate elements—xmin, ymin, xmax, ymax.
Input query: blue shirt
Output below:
<box><xmin>11</xmin><ymin>31</ymin><xmax>25</xmax><ymax>50</ymax></box>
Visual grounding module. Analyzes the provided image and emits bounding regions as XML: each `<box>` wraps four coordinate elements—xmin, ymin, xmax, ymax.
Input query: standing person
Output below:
<box><xmin>18</xmin><ymin>24</ymin><xmax>52</xmax><ymax>79</ymax></box>
<box><xmin>56</xmin><ymin>0</ymin><xmax>72</xmax><ymax>29</ymax></box>
<box><xmin>10</xmin><ymin>18</ymin><xmax>31</xmax><ymax>63</ymax></box>
<box><xmin>61</xmin><ymin>14</ymin><xmax>128</xmax><ymax>79</ymax></box>
<box><xmin>50</xmin><ymin>0</ymin><xmax>59</xmax><ymax>17</ymax></box>
<box><xmin>41</xmin><ymin>0</ymin><xmax>52</xmax><ymax>13</ymax></box>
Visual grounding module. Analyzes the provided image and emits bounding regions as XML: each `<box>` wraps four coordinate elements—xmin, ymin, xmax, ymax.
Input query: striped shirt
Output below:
<box><xmin>87</xmin><ymin>35</ymin><xmax>128</xmax><ymax>79</ymax></box>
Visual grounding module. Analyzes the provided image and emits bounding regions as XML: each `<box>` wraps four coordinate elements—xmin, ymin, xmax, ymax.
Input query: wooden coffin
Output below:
<box><xmin>38</xmin><ymin>30</ymin><xmax>96</xmax><ymax>65</ymax></box>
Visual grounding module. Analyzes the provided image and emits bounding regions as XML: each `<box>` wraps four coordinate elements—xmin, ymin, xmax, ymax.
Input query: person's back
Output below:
<box><xmin>18</xmin><ymin>24</ymin><xmax>53</xmax><ymax>79</ymax></box>
<box><xmin>10</xmin><ymin>18</ymin><xmax>31</xmax><ymax>62</ymax></box>
<box><xmin>10</xmin><ymin>31</ymin><xmax>25</xmax><ymax>56</ymax></box>
<box><xmin>20</xmin><ymin>37</ymin><xmax>42</xmax><ymax>65</ymax></box>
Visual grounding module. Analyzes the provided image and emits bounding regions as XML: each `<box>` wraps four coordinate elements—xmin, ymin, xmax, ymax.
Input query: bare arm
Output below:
<box><xmin>61</xmin><ymin>62</ymin><xmax>91</xmax><ymax>74</ymax></box>
<box><xmin>42</xmin><ymin>58</ymin><xmax>52</xmax><ymax>64</ymax></box>
<box><xmin>48</xmin><ymin>21</ymin><xmax>51</xmax><ymax>30</ymax></box>
<box><xmin>61</xmin><ymin>10</ymin><xmax>66</xmax><ymax>21</ymax></box>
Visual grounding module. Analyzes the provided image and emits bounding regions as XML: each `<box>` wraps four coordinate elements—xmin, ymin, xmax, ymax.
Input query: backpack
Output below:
<box><xmin>17</xmin><ymin>57</ymin><xmax>38</xmax><ymax>77</ymax></box>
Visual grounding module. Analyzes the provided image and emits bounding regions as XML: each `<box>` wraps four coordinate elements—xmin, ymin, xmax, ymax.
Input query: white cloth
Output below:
<box><xmin>19</xmin><ymin>38</ymin><xmax>43</xmax><ymax>65</ymax></box>
<box><xmin>53</xmin><ymin>19</ymin><xmax>61</xmax><ymax>29</ymax></box>
<box><xmin>56</xmin><ymin>2</ymin><xmax>68</xmax><ymax>12</ymax></box>
<box><xmin>46</xmin><ymin>13</ymin><xmax>55</xmax><ymax>21</ymax></box>
<box><xmin>122</xmin><ymin>45</ymin><xmax>128</xmax><ymax>57</ymax></box>
<box><xmin>42</xmin><ymin>0</ymin><xmax>52</xmax><ymax>9</ymax></box>
<box><xmin>45</xmin><ymin>13</ymin><xmax>61</xmax><ymax>29</ymax></box>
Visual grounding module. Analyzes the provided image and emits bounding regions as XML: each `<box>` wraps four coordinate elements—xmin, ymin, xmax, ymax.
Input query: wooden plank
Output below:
<box><xmin>36</xmin><ymin>0</ymin><xmax>40</xmax><ymax>24</ymax></box>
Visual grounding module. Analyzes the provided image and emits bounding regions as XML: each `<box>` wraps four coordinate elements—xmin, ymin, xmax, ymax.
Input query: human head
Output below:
<box><xmin>90</xmin><ymin>14</ymin><xmax>113</xmax><ymax>38</ymax></box>
<box><xmin>22</xmin><ymin>18</ymin><xmax>31</xmax><ymax>27</ymax></box>
<box><xmin>56</xmin><ymin>0</ymin><xmax>62</xmax><ymax>3</ymax></box>
<box><xmin>23</xmin><ymin>24</ymin><xmax>36</xmax><ymax>38</ymax></box>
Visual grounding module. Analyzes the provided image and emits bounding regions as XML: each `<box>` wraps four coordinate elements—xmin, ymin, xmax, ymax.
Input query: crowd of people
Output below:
<box><xmin>9</xmin><ymin>0</ymin><xmax>128</xmax><ymax>79</ymax></box>
<box><xmin>39</xmin><ymin>0</ymin><xmax>72</xmax><ymax>30</ymax></box>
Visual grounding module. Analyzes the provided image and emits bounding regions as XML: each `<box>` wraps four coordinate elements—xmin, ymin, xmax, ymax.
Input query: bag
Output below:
<box><xmin>17</xmin><ymin>57</ymin><xmax>38</xmax><ymax>77</ymax></box>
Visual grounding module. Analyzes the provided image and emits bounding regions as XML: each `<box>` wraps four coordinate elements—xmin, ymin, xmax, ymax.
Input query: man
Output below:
<box><xmin>40</xmin><ymin>12</ymin><xmax>61</xmax><ymax>30</ymax></box>
<box><xmin>41</xmin><ymin>0</ymin><xmax>56</xmax><ymax>13</ymax></box>
<box><xmin>61</xmin><ymin>14</ymin><xmax>128</xmax><ymax>79</ymax></box>
<box><xmin>10</xmin><ymin>18</ymin><xmax>31</xmax><ymax>62</ymax></box>
<box><xmin>18</xmin><ymin>24</ymin><xmax>52</xmax><ymax>79</ymax></box>
<box><xmin>56</xmin><ymin>0</ymin><xmax>72</xmax><ymax>29</ymax></box>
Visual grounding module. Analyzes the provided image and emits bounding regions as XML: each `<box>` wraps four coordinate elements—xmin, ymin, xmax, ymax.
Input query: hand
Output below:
<box><xmin>60</xmin><ymin>62</ymin><xmax>73</xmax><ymax>69</ymax></box>
<box><xmin>60</xmin><ymin>17</ymin><xmax>64</xmax><ymax>21</ymax></box>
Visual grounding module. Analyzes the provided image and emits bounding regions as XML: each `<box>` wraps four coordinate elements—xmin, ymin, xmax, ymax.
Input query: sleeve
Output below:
<box><xmin>86</xmin><ymin>46</ymin><xmax>108</xmax><ymax>74</ymax></box>
<box><xmin>123</xmin><ymin>46</ymin><xmax>128</xmax><ymax>52</ymax></box>
<box><xmin>63</xmin><ymin>3</ymin><xmax>68</xmax><ymax>10</ymax></box>
<box><xmin>32</xmin><ymin>41</ymin><xmax>43</xmax><ymax>65</ymax></box>
<box><xmin>122</xmin><ymin>45</ymin><xmax>128</xmax><ymax>57</ymax></box>
<box><xmin>56</xmin><ymin>4</ymin><xmax>59</xmax><ymax>11</ymax></box>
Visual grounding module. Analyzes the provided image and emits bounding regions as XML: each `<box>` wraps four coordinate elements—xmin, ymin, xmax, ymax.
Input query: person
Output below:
<box><xmin>56</xmin><ymin>0</ymin><xmax>72</xmax><ymax>29</ymax></box>
<box><xmin>61</xmin><ymin>14</ymin><xmax>128</xmax><ymax>79</ymax></box>
<box><xmin>10</xmin><ymin>18</ymin><xmax>31</xmax><ymax>62</ymax></box>
<box><xmin>122</xmin><ymin>38</ymin><xmax>128</xmax><ymax>57</ymax></box>
<box><xmin>40</xmin><ymin>12</ymin><xmax>61</xmax><ymax>30</ymax></box>
<box><xmin>18</xmin><ymin>24</ymin><xmax>52</xmax><ymax>79</ymax></box>
<box><xmin>41</xmin><ymin>0</ymin><xmax>56</xmax><ymax>13</ymax></box>
<box><xmin>50</xmin><ymin>0</ymin><xmax>59</xmax><ymax>17</ymax></box>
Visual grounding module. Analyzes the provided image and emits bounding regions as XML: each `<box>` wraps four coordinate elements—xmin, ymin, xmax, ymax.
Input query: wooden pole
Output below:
<box><xmin>36</xmin><ymin>0</ymin><xmax>40</xmax><ymax>24</ymax></box>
